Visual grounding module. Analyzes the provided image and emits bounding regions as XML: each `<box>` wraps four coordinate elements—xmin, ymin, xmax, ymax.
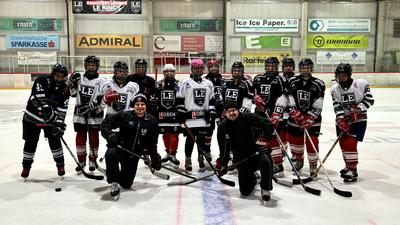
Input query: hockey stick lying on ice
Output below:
<box><xmin>293</xmin><ymin>131</ymin><xmax>344</xmax><ymax>185</ymax></box>
<box><xmin>304</xmin><ymin>129</ymin><xmax>352</xmax><ymax>198</ymax></box>
<box><xmin>60</xmin><ymin>137</ymin><xmax>104</xmax><ymax>180</ymax></box>
<box><xmin>182</xmin><ymin>122</ymin><xmax>235</xmax><ymax>187</ymax></box>
<box><xmin>116</xmin><ymin>145</ymin><xmax>202</xmax><ymax>180</ymax></box>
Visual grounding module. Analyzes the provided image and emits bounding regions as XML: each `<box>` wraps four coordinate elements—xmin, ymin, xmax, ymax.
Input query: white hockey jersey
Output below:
<box><xmin>93</xmin><ymin>78</ymin><xmax>140</xmax><ymax>116</ymax></box>
<box><xmin>177</xmin><ymin>77</ymin><xmax>215</xmax><ymax>128</ymax></box>
<box><xmin>331</xmin><ymin>79</ymin><xmax>374</xmax><ymax>122</ymax></box>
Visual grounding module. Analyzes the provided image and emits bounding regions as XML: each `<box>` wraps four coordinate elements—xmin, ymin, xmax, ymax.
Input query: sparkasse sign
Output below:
<box><xmin>76</xmin><ymin>35</ymin><xmax>142</xmax><ymax>48</ymax></box>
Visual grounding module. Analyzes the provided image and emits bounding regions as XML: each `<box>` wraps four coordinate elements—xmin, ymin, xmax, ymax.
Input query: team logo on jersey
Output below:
<box><xmin>225</xmin><ymin>88</ymin><xmax>239</xmax><ymax>101</ymax></box>
<box><xmin>80</xmin><ymin>85</ymin><xmax>95</xmax><ymax>97</ymax></box>
<box><xmin>214</xmin><ymin>86</ymin><xmax>223</xmax><ymax>99</ymax></box>
<box><xmin>259</xmin><ymin>84</ymin><xmax>271</xmax><ymax>102</ymax></box>
<box><xmin>297</xmin><ymin>90</ymin><xmax>311</xmax><ymax>109</ymax></box>
<box><xmin>341</xmin><ymin>92</ymin><xmax>356</xmax><ymax>106</ymax></box>
<box><xmin>141</xmin><ymin>128</ymin><xmax>147</xmax><ymax>136</ymax></box>
<box><xmin>161</xmin><ymin>90</ymin><xmax>175</xmax><ymax>109</ymax></box>
<box><xmin>112</xmin><ymin>93</ymin><xmax>127</xmax><ymax>112</ymax></box>
<box><xmin>193</xmin><ymin>88</ymin><xmax>206</xmax><ymax>107</ymax></box>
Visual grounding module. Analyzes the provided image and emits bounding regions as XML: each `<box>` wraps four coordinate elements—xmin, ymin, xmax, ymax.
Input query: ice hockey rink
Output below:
<box><xmin>0</xmin><ymin>88</ymin><xmax>399</xmax><ymax>225</ymax></box>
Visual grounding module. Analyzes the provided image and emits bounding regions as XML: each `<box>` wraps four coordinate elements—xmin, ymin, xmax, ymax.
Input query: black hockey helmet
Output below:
<box><xmin>298</xmin><ymin>58</ymin><xmax>314</xmax><ymax>71</ymax></box>
<box><xmin>231</xmin><ymin>61</ymin><xmax>244</xmax><ymax>73</ymax></box>
<box><xmin>335</xmin><ymin>63</ymin><xmax>352</xmax><ymax>78</ymax></box>
<box><xmin>264</xmin><ymin>57</ymin><xmax>279</xmax><ymax>67</ymax></box>
<box><xmin>84</xmin><ymin>55</ymin><xmax>100</xmax><ymax>70</ymax></box>
<box><xmin>51</xmin><ymin>63</ymin><xmax>68</xmax><ymax>77</ymax></box>
<box><xmin>282</xmin><ymin>57</ymin><xmax>295</xmax><ymax>70</ymax></box>
<box><xmin>135</xmin><ymin>58</ymin><xmax>148</xmax><ymax>67</ymax></box>
<box><xmin>114</xmin><ymin>61</ymin><xmax>129</xmax><ymax>72</ymax></box>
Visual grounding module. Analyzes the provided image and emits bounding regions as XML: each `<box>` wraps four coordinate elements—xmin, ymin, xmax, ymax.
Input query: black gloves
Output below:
<box><xmin>66</xmin><ymin>72</ymin><xmax>81</xmax><ymax>87</ymax></box>
<box><xmin>150</xmin><ymin>153</ymin><xmax>162</xmax><ymax>171</ymax></box>
<box><xmin>205</xmin><ymin>109</ymin><xmax>218</xmax><ymax>123</ymax></box>
<box><xmin>176</xmin><ymin>105</ymin><xmax>187</xmax><ymax>123</ymax></box>
<box><xmin>107</xmin><ymin>132</ymin><xmax>119</xmax><ymax>145</ymax></box>
<box><xmin>51</xmin><ymin>123</ymin><xmax>66</xmax><ymax>138</ymax></box>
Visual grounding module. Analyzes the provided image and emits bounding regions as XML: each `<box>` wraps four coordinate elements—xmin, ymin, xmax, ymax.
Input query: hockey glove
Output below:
<box><xmin>336</xmin><ymin>117</ymin><xmax>350</xmax><ymax>132</ymax></box>
<box><xmin>350</xmin><ymin>105</ymin><xmax>363</xmax><ymax>122</ymax></box>
<box><xmin>150</xmin><ymin>153</ymin><xmax>162</xmax><ymax>171</ymax></box>
<box><xmin>66</xmin><ymin>72</ymin><xmax>81</xmax><ymax>87</ymax></box>
<box><xmin>39</xmin><ymin>104</ymin><xmax>56</xmax><ymax>123</ymax></box>
<box><xmin>176</xmin><ymin>105</ymin><xmax>187</xmax><ymax>123</ymax></box>
<box><xmin>103</xmin><ymin>90</ymin><xmax>120</xmax><ymax>105</ymax></box>
<box><xmin>270</xmin><ymin>113</ymin><xmax>281</xmax><ymax>129</ymax></box>
<box><xmin>289</xmin><ymin>110</ymin><xmax>305</xmax><ymax>126</ymax></box>
<box><xmin>302</xmin><ymin>115</ymin><xmax>316</xmax><ymax>130</ymax></box>
<box><xmin>51</xmin><ymin>123</ymin><xmax>66</xmax><ymax>138</ymax></box>
<box><xmin>107</xmin><ymin>132</ymin><xmax>119</xmax><ymax>146</ymax></box>
<box><xmin>254</xmin><ymin>95</ymin><xmax>266</xmax><ymax>111</ymax></box>
<box><xmin>219</xmin><ymin>165</ymin><xmax>228</xmax><ymax>177</ymax></box>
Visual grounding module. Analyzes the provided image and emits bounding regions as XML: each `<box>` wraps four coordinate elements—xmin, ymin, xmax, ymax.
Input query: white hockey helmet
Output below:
<box><xmin>163</xmin><ymin>64</ymin><xmax>176</xmax><ymax>72</ymax></box>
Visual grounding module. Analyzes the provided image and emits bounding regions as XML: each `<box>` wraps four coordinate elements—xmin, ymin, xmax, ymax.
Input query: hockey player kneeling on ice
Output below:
<box><xmin>101</xmin><ymin>94</ymin><xmax>161</xmax><ymax>198</ymax></box>
<box><xmin>21</xmin><ymin>64</ymin><xmax>70</xmax><ymax>179</ymax></box>
<box><xmin>331</xmin><ymin>63</ymin><xmax>374</xmax><ymax>183</ymax></box>
<box><xmin>217</xmin><ymin>101</ymin><xmax>274</xmax><ymax>202</ymax></box>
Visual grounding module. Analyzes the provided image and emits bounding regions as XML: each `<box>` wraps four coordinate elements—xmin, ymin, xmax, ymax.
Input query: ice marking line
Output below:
<box><xmin>368</xmin><ymin>219</ymin><xmax>378</xmax><ymax>225</ymax></box>
<box><xmin>175</xmin><ymin>176</ymin><xmax>183</xmax><ymax>225</ymax></box>
<box><xmin>201</xmin><ymin>177</ymin><xmax>236</xmax><ymax>225</ymax></box>
<box><xmin>0</xmin><ymin>162</ymin><xmax>16</xmax><ymax>172</ymax></box>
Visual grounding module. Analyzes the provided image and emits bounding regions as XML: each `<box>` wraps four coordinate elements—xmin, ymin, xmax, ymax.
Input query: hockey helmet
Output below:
<box><xmin>231</xmin><ymin>61</ymin><xmax>244</xmax><ymax>79</ymax></box>
<box><xmin>163</xmin><ymin>64</ymin><xmax>176</xmax><ymax>72</ymax></box>
<box><xmin>298</xmin><ymin>58</ymin><xmax>314</xmax><ymax>71</ymax></box>
<box><xmin>335</xmin><ymin>63</ymin><xmax>352</xmax><ymax>78</ymax></box>
<box><xmin>282</xmin><ymin>57</ymin><xmax>295</xmax><ymax>70</ymax></box>
<box><xmin>265</xmin><ymin>57</ymin><xmax>279</xmax><ymax>67</ymax></box>
<box><xmin>135</xmin><ymin>58</ymin><xmax>148</xmax><ymax>67</ymax></box>
<box><xmin>84</xmin><ymin>56</ymin><xmax>100</xmax><ymax>70</ymax></box>
<box><xmin>191</xmin><ymin>58</ymin><xmax>205</xmax><ymax>68</ymax></box>
<box><xmin>114</xmin><ymin>61</ymin><xmax>129</xmax><ymax>72</ymax></box>
<box><xmin>207</xmin><ymin>59</ymin><xmax>219</xmax><ymax>68</ymax></box>
<box><xmin>51</xmin><ymin>63</ymin><xmax>68</xmax><ymax>77</ymax></box>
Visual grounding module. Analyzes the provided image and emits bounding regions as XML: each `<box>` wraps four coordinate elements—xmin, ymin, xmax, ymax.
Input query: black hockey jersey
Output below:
<box><xmin>253</xmin><ymin>73</ymin><xmax>287</xmax><ymax>115</ymax></box>
<box><xmin>223</xmin><ymin>78</ymin><xmax>253</xmax><ymax>112</ymax></box>
<box><xmin>127</xmin><ymin>74</ymin><xmax>156</xmax><ymax>100</ymax></box>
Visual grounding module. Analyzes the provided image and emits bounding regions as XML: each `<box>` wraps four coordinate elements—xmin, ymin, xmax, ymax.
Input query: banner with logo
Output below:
<box><xmin>153</xmin><ymin>35</ymin><xmax>223</xmax><ymax>52</ymax></box>
<box><xmin>76</xmin><ymin>35</ymin><xmax>142</xmax><ymax>48</ymax></box>
<box><xmin>307</xmin><ymin>35</ymin><xmax>368</xmax><ymax>49</ymax></box>
<box><xmin>241</xmin><ymin>52</ymin><xmax>292</xmax><ymax>65</ymax></box>
<box><xmin>316</xmin><ymin>51</ymin><xmax>366</xmax><ymax>65</ymax></box>
<box><xmin>160</xmin><ymin>19</ymin><xmax>223</xmax><ymax>32</ymax></box>
<box><xmin>72</xmin><ymin>0</ymin><xmax>142</xmax><ymax>14</ymax></box>
<box><xmin>235</xmin><ymin>19</ymin><xmax>299</xmax><ymax>33</ymax></box>
<box><xmin>6</xmin><ymin>35</ymin><xmax>60</xmax><ymax>49</ymax></box>
<box><xmin>242</xmin><ymin>36</ymin><xmax>292</xmax><ymax>49</ymax></box>
<box><xmin>17</xmin><ymin>51</ymin><xmax>57</xmax><ymax>65</ymax></box>
<box><xmin>308</xmin><ymin>19</ymin><xmax>370</xmax><ymax>33</ymax></box>
<box><xmin>0</xmin><ymin>18</ymin><xmax>62</xmax><ymax>31</ymax></box>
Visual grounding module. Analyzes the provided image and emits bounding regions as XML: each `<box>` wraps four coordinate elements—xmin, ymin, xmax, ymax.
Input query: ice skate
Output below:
<box><xmin>198</xmin><ymin>154</ymin><xmax>205</xmax><ymax>171</ymax></box>
<box><xmin>261</xmin><ymin>189</ymin><xmax>271</xmax><ymax>202</ymax></box>
<box><xmin>57</xmin><ymin>165</ymin><xmax>65</xmax><ymax>177</ymax></box>
<box><xmin>21</xmin><ymin>167</ymin><xmax>31</xmax><ymax>180</ymax></box>
<box><xmin>75</xmin><ymin>162</ymin><xmax>86</xmax><ymax>175</ymax></box>
<box><xmin>273</xmin><ymin>164</ymin><xmax>284</xmax><ymax>178</ymax></box>
<box><xmin>88</xmin><ymin>161</ymin><xmax>97</xmax><ymax>172</ymax></box>
<box><xmin>169</xmin><ymin>153</ymin><xmax>180</xmax><ymax>166</ymax></box>
<box><xmin>341</xmin><ymin>170</ymin><xmax>358</xmax><ymax>183</ymax></box>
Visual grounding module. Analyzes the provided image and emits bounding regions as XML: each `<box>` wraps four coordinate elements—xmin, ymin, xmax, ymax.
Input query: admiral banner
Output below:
<box><xmin>316</xmin><ymin>51</ymin><xmax>366</xmax><ymax>65</ymax></box>
<box><xmin>6</xmin><ymin>35</ymin><xmax>60</xmax><ymax>49</ymax></box>
<box><xmin>235</xmin><ymin>19</ymin><xmax>299</xmax><ymax>33</ymax></box>
<box><xmin>17</xmin><ymin>51</ymin><xmax>57</xmax><ymax>65</ymax></box>
<box><xmin>307</xmin><ymin>35</ymin><xmax>368</xmax><ymax>49</ymax></box>
<box><xmin>308</xmin><ymin>19</ymin><xmax>370</xmax><ymax>33</ymax></box>
<box><xmin>241</xmin><ymin>51</ymin><xmax>292</xmax><ymax>65</ymax></box>
<box><xmin>242</xmin><ymin>36</ymin><xmax>292</xmax><ymax>49</ymax></box>
<box><xmin>0</xmin><ymin>18</ymin><xmax>62</xmax><ymax>31</ymax></box>
<box><xmin>76</xmin><ymin>35</ymin><xmax>142</xmax><ymax>48</ymax></box>
<box><xmin>73</xmin><ymin>0</ymin><xmax>142</xmax><ymax>14</ymax></box>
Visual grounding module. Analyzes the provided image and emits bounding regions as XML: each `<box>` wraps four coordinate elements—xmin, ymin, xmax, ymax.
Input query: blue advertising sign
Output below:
<box><xmin>6</xmin><ymin>35</ymin><xmax>60</xmax><ymax>49</ymax></box>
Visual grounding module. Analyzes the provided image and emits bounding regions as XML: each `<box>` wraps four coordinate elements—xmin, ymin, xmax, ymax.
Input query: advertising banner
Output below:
<box><xmin>316</xmin><ymin>51</ymin><xmax>366</xmax><ymax>65</ymax></box>
<box><xmin>76</xmin><ymin>35</ymin><xmax>142</xmax><ymax>48</ymax></box>
<box><xmin>307</xmin><ymin>35</ymin><xmax>368</xmax><ymax>49</ymax></box>
<box><xmin>72</xmin><ymin>0</ymin><xmax>142</xmax><ymax>14</ymax></box>
<box><xmin>160</xmin><ymin>19</ymin><xmax>223</xmax><ymax>32</ymax></box>
<box><xmin>308</xmin><ymin>19</ymin><xmax>370</xmax><ymax>33</ymax></box>
<box><xmin>153</xmin><ymin>35</ymin><xmax>181</xmax><ymax>52</ymax></box>
<box><xmin>205</xmin><ymin>35</ymin><xmax>223</xmax><ymax>52</ymax></box>
<box><xmin>242</xmin><ymin>36</ymin><xmax>292</xmax><ymax>49</ymax></box>
<box><xmin>18</xmin><ymin>51</ymin><xmax>57</xmax><ymax>65</ymax></box>
<box><xmin>241</xmin><ymin>51</ymin><xmax>292</xmax><ymax>65</ymax></box>
<box><xmin>153</xmin><ymin>35</ymin><xmax>223</xmax><ymax>52</ymax></box>
<box><xmin>181</xmin><ymin>36</ymin><xmax>204</xmax><ymax>52</ymax></box>
<box><xmin>0</xmin><ymin>18</ymin><xmax>62</xmax><ymax>31</ymax></box>
<box><xmin>235</xmin><ymin>19</ymin><xmax>299</xmax><ymax>33</ymax></box>
<box><xmin>6</xmin><ymin>35</ymin><xmax>60</xmax><ymax>49</ymax></box>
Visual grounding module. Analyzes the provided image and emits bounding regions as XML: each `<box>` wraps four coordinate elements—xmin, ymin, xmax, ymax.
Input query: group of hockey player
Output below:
<box><xmin>20</xmin><ymin>55</ymin><xmax>374</xmax><ymax>201</ymax></box>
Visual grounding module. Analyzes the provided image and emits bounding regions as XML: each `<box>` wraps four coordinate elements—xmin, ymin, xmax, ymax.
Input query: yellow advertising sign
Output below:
<box><xmin>241</xmin><ymin>51</ymin><xmax>292</xmax><ymax>65</ymax></box>
<box><xmin>76</xmin><ymin>35</ymin><xmax>142</xmax><ymax>49</ymax></box>
<box><xmin>307</xmin><ymin>35</ymin><xmax>368</xmax><ymax>49</ymax></box>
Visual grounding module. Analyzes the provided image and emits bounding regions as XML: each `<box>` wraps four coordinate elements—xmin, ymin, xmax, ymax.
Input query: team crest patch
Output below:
<box><xmin>341</xmin><ymin>92</ymin><xmax>356</xmax><ymax>106</ymax></box>
<box><xmin>297</xmin><ymin>90</ymin><xmax>311</xmax><ymax>109</ymax></box>
<box><xmin>141</xmin><ymin>128</ymin><xmax>147</xmax><ymax>136</ymax></box>
<box><xmin>161</xmin><ymin>90</ymin><xmax>175</xmax><ymax>109</ymax></box>
<box><xmin>193</xmin><ymin>88</ymin><xmax>206</xmax><ymax>107</ymax></box>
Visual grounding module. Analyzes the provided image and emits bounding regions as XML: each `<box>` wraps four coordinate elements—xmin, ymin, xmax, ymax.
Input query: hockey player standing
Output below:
<box><xmin>21</xmin><ymin>64</ymin><xmax>70</xmax><ymax>178</ymax></box>
<box><xmin>331</xmin><ymin>63</ymin><xmax>374</xmax><ymax>182</ymax></box>
<box><xmin>287</xmin><ymin>58</ymin><xmax>325</xmax><ymax>176</ymax></box>
<box><xmin>217</xmin><ymin>101</ymin><xmax>274</xmax><ymax>201</ymax></box>
<box><xmin>253</xmin><ymin>57</ymin><xmax>287</xmax><ymax>176</ymax></box>
<box><xmin>177</xmin><ymin>59</ymin><xmax>217</xmax><ymax>171</ymax></box>
<box><xmin>101</xmin><ymin>94</ymin><xmax>161</xmax><ymax>199</ymax></box>
<box><xmin>154</xmin><ymin>64</ymin><xmax>186</xmax><ymax>165</ymax></box>
<box><xmin>67</xmin><ymin>56</ymin><xmax>106</xmax><ymax>173</ymax></box>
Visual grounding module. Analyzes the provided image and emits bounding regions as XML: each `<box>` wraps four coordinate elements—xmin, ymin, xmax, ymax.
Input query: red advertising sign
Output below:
<box><xmin>181</xmin><ymin>36</ymin><xmax>205</xmax><ymax>52</ymax></box>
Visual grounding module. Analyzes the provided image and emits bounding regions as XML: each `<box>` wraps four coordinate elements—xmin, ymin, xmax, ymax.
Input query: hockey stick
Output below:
<box><xmin>182</xmin><ymin>122</ymin><xmax>235</xmax><ymax>187</ymax></box>
<box><xmin>60</xmin><ymin>137</ymin><xmax>104</xmax><ymax>180</ymax></box>
<box><xmin>304</xmin><ymin>129</ymin><xmax>352</xmax><ymax>198</ymax></box>
<box><xmin>116</xmin><ymin>145</ymin><xmax>200</xmax><ymax>180</ymax></box>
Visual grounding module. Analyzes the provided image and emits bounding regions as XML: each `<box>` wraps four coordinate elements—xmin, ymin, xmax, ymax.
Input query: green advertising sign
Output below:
<box><xmin>0</xmin><ymin>18</ymin><xmax>62</xmax><ymax>31</ymax></box>
<box><xmin>307</xmin><ymin>35</ymin><xmax>368</xmax><ymax>49</ymax></box>
<box><xmin>160</xmin><ymin>19</ymin><xmax>223</xmax><ymax>32</ymax></box>
<box><xmin>242</xmin><ymin>36</ymin><xmax>292</xmax><ymax>49</ymax></box>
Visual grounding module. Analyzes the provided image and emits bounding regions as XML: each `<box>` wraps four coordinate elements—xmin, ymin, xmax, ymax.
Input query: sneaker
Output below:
<box><xmin>57</xmin><ymin>165</ymin><xmax>65</xmax><ymax>176</ymax></box>
<box><xmin>273</xmin><ymin>164</ymin><xmax>284</xmax><ymax>177</ymax></box>
<box><xmin>88</xmin><ymin>161</ymin><xmax>97</xmax><ymax>172</ymax></box>
<box><xmin>169</xmin><ymin>154</ymin><xmax>180</xmax><ymax>166</ymax></box>
<box><xmin>309</xmin><ymin>165</ymin><xmax>317</xmax><ymax>177</ymax></box>
<box><xmin>21</xmin><ymin>167</ymin><xmax>31</xmax><ymax>178</ymax></box>
<box><xmin>261</xmin><ymin>189</ymin><xmax>271</xmax><ymax>202</ymax></box>
<box><xmin>342</xmin><ymin>170</ymin><xmax>358</xmax><ymax>183</ymax></box>
<box><xmin>110</xmin><ymin>182</ymin><xmax>120</xmax><ymax>200</ymax></box>
<box><xmin>185</xmin><ymin>157</ymin><xmax>192</xmax><ymax>171</ymax></box>
<box><xmin>75</xmin><ymin>162</ymin><xmax>86</xmax><ymax>174</ymax></box>
<box><xmin>161</xmin><ymin>153</ymin><xmax>170</xmax><ymax>163</ymax></box>
<box><xmin>198</xmin><ymin>155</ymin><xmax>205</xmax><ymax>168</ymax></box>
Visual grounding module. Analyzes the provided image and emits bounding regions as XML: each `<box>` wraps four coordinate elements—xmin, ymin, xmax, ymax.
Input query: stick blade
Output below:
<box><xmin>82</xmin><ymin>171</ymin><xmax>104</xmax><ymax>180</ymax></box>
<box><xmin>292</xmin><ymin>177</ymin><xmax>313</xmax><ymax>185</ymax></box>
<box><xmin>305</xmin><ymin>186</ymin><xmax>321</xmax><ymax>196</ymax></box>
<box><xmin>153</xmin><ymin>171</ymin><xmax>170</xmax><ymax>180</ymax></box>
<box><xmin>218</xmin><ymin>177</ymin><xmax>235</xmax><ymax>187</ymax></box>
<box><xmin>334</xmin><ymin>188</ymin><xmax>352</xmax><ymax>198</ymax></box>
